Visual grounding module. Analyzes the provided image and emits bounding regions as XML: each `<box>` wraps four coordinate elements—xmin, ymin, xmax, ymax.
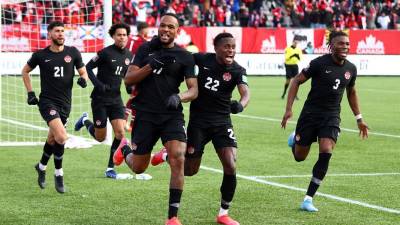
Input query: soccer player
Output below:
<box><xmin>124</xmin><ymin>22</ymin><xmax>149</xmax><ymax>132</ymax></box>
<box><xmin>22</xmin><ymin>21</ymin><xmax>88</xmax><ymax>194</ymax></box>
<box><xmin>113</xmin><ymin>13</ymin><xmax>198</xmax><ymax>225</ymax></box>
<box><xmin>281</xmin><ymin>30</ymin><xmax>369</xmax><ymax>212</ymax></box>
<box><xmin>151</xmin><ymin>32</ymin><xmax>250</xmax><ymax>225</ymax></box>
<box><xmin>74</xmin><ymin>23</ymin><xmax>133</xmax><ymax>179</ymax></box>
<box><xmin>281</xmin><ymin>36</ymin><xmax>302</xmax><ymax>99</ymax></box>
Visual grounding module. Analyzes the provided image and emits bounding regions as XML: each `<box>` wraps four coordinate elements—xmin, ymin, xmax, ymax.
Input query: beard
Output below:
<box><xmin>52</xmin><ymin>38</ymin><xmax>64</xmax><ymax>46</ymax></box>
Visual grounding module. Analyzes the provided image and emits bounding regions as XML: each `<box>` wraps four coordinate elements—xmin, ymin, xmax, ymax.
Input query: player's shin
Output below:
<box><xmin>84</xmin><ymin>120</ymin><xmax>95</xmax><ymax>138</ymax></box>
<box><xmin>39</xmin><ymin>141</ymin><xmax>54</xmax><ymax>168</ymax></box>
<box><xmin>219</xmin><ymin>174</ymin><xmax>237</xmax><ymax>216</ymax></box>
<box><xmin>53</xmin><ymin>142</ymin><xmax>65</xmax><ymax>176</ymax></box>
<box><xmin>168</xmin><ymin>188</ymin><xmax>183</xmax><ymax>219</ymax></box>
<box><xmin>306</xmin><ymin>153</ymin><xmax>332</xmax><ymax>198</ymax></box>
<box><xmin>108</xmin><ymin>138</ymin><xmax>121</xmax><ymax>168</ymax></box>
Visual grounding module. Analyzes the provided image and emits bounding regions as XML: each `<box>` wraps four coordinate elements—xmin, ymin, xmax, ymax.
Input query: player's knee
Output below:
<box><xmin>223</xmin><ymin>163</ymin><xmax>236</xmax><ymax>175</ymax></box>
<box><xmin>131</xmin><ymin>164</ymin><xmax>147</xmax><ymax>174</ymax></box>
<box><xmin>94</xmin><ymin>133</ymin><xmax>106</xmax><ymax>142</ymax></box>
<box><xmin>184</xmin><ymin>166</ymin><xmax>199</xmax><ymax>176</ymax></box>
<box><xmin>54</xmin><ymin>133</ymin><xmax>67</xmax><ymax>145</ymax></box>
<box><xmin>294</xmin><ymin>155</ymin><xmax>306</xmax><ymax>162</ymax></box>
<box><xmin>114</xmin><ymin>130</ymin><xmax>125</xmax><ymax>140</ymax></box>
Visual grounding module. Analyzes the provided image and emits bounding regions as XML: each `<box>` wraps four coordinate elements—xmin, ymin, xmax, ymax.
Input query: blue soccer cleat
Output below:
<box><xmin>288</xmin><ymin>131</ymin><xmax>296</xmax><ymax>148</ymax></box>
<box><xmin>300</xmin><ymin>199</ymin><xmax>319</xmax><ymax>212</ymax></box>
<box><xmin>74</xmin><ymin>112</ymin><xmax>88</xmax><ymax>131</ymax></box>
<box><xmin>105</xmin><ymin>169</ymin><xmax>117</xmax><ymax>179</ymax></box>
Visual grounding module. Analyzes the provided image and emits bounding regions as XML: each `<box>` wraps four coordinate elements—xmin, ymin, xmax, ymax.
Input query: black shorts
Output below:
<box><xmin>285</xmin><ymin>64</ymin><xmax>299</xmax><ymax>79</ymax></box>
<box><xmin>38</xmin><ymin>99</ymin><xmax>70</xmax><ymax>125</ymax></box>
<box><xmin>295</xmin><ymin>113</ymin><xmax>341</xmax><ymax>146</ymax></box>
<box><xmin>131</xmin><ymin>112</ymin><xmax>186</xmax><ymax>155</ymax></box>
<box><xmin>186</xmin><ymin>123</ymin><xmax>237</xmax><ymax>159</ymax></box>
<box><xmin>91</xmin><ymin>99</ymin><xmax>125</xmax><ymax>128</ymax></box>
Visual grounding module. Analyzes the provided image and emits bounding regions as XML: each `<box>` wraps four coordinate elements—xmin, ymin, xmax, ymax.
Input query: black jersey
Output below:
<box><xmin>131</xmin><ymin>42</ymin><xmax>195</xmax><ymax>114</ymax></box>
<box><xmin>189</xmin><ymin>53</ymin><xmax>247</xmax><ymax>128</ymax></box>
<box><xmin>301</xmin><ymin>54</ymin><xmax>357</xmax><ymax>115</ymax></box>
<box><xmin>89</xmin><ymin>44</ymin><xmax>133</xmax><ymax>102</ymax></box>
<box><xmin>27</xmin><ymin>46</ymin><xmax>84</xmax><ymax>106</ymax></box>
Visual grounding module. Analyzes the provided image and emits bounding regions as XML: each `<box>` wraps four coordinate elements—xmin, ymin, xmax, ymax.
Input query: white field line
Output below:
<box><xmin>253</xmin><ymin>172</ymin><xmax>400</xmax><ymax>179</ymax></box>
<box><xmin>0</xmin><ymin>117</ymin><xmax>98</xmax><ymax>145</ymax></box>
<box><xmin>232</xmin><ymin>114</ymin><xmax>400</xmax><ymax>139</ymax></box>
<box><xmin>200</xmin><ymin>165</ymin><xmax>400</xmax><ymax>215</ymax></box>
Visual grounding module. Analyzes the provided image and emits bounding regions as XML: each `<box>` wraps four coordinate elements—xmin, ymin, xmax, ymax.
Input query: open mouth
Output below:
<box><xmin>225</xmin><ymin>55</ymin><xmax>234</xmax><ymax>64</ymax></box>
<box><xmin>160</xmin><ymin>33</ymin><xmax>170</xmax><ymax>42</ymax></box>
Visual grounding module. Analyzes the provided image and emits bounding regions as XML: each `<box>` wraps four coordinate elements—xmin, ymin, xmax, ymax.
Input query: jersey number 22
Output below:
<box><xmin>205</xmin><ymin>77</ymin><xmax>219</xmax><ymax>91</ymax></box>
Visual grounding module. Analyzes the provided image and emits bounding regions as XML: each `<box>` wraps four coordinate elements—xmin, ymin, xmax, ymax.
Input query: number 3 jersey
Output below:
<box><xmin>27</xmin><ymin>46</ymin><xmax>84</xmax><ymax>106</ymax></box>
<box><xmin>190</xmin><ymin>53</ymin><xmax>248</xmax><ymax>128</ymax></box>
<box><xmin>301</xmin><ymin>54</ymin><xmax>357</xmax><ymax>115</ymax></box>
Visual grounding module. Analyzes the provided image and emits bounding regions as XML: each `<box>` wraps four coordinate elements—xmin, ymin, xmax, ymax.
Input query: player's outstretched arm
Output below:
<box><xmin>346</xmin><ymin>86</ymin><xmax>369</xmax><ymax>139</ymax></box>
<box><xmin>281</xmin><ymin>72</ymin><xmax>308</xmax><ymax>129</ymax></box>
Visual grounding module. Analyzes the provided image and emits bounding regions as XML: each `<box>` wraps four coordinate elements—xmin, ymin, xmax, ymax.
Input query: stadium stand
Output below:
<box><xmin>2</xmin><ymin>0</ymin><xmax>400</xmax><ymax>29</ymax></box>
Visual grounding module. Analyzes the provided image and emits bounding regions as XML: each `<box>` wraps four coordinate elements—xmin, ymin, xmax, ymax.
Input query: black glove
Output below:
<box><xmin>27</xmin><ymin>91</ymin><xmax>39</xmax><ymax>105</ymax></box>
<box><xmin>230</xmin><ymin>100</ymin><xmax>243</xmax><ymax>114</ymax></box>
<box><xmin>149</xmin><ymin>55</ymin><xmax>176</xmax><ymax>71</ymax></box>
<box><xmin>77</xmin><ymin>77</ymin><xmax>87</xmax><ymax>88</ymax></box>
<box><xmin>149</xmin><ymin>35</ymin><xmax>162</xmax><ymax>51</ymax></box>
<box><xmin>165</xmin><ymin>94</ymin><xmax>181</xmax><ymax>110</ymax></box>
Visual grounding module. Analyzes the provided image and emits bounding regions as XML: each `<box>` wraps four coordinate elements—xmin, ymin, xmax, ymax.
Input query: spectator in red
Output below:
<box><xmin>346</xmin><ymin>12</ymin><xmax>358</xmax><ymax>29</ymax></box>
<box><xmin>216</xmin><ymin>5</ymin><xmax>225</xmax><ymax>26</ymax></box>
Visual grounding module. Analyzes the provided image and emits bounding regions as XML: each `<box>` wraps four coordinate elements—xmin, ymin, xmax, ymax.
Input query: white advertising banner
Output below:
<box><xmin>1</xmin><ymin>53</ymin><xmax>399</xmax><ymax>76</ymax></box>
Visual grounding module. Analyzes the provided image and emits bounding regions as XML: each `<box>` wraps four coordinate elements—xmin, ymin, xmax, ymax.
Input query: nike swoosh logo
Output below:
<box><xmin>112</xmin><ymin>59</ymin><xmax>116</xmax><ymax>62</ymax></box>
<box><xmin>149</xmin><ymin>53</ymin><xmax>154</xmax><ymax>56</ymax></box>
<box><xmin>45</xmin><ymin>59</ymin><xmax>51</xmax><ymax>62</ymax></box>
<box><xmin>325</xmin><ymin>70</ymin><xmax>332</xmax><ymax>73</ymax></box>
<box><xmin>204</xmin><ymin>67</ymin><xmax>209</xmax><ymax>70</ymax></box>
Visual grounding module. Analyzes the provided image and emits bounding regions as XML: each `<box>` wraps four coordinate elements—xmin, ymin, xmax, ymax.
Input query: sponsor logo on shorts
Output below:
<box><xmin>125</xmin><ymin>58</ymin><xmax>130</xmax><ymax>65</ymax></box>
<box><xmin>295</xmin><ymin>134</ymin><xmax>301</xmax><ymax>141</ymax></box>
<box><xmin>64</xmin><ymin>55</ymin><xmax>72</xmax><ymax>63</ymax></box>
<box><xmin>49</xmin><ymin>109</ymin><xmax>56</xmax><ymax>116</ymax></box>
<box><xmin>223</xmin><ymin>72</ymin><xmax>231</xmax><ymax>81</ymax></box>
<box><xmin>344</xmin><ymin>71</ymin><xmax>351</xmax><ymax>80</ymax></box>
<box><xmin>95</xmin><ymin>120</ymin><xmax>102</xmax><ymax>126</ymax></box>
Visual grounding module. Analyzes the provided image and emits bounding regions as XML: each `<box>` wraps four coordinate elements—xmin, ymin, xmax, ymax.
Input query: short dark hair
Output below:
<box><xmin>213</xmin><ymin>32</ymin><xmax>234</xmax><ymax>46</ymax></box>
<box><xmin>137</xmin><ymin>22</ymin><xmax>149</xmax><ymax>32</ymax></box>
<box><xmin>328</xmin><ymin>30</ymin><xmax>348</xmax><ymax>47</ymax></box>
<box><xmin>47</xmin><ymin>21</ymin><xmax>64</xmax><ymax>31</ymax></box>
<box><xmin>109</xmin><ymin>23</ymin><xmax>131</xmax><ymax>37</ymax></box>
<box><xmin>161</xmin><ymin>13</ymin><xmax>181</xmax><ymax>26</ymax></box>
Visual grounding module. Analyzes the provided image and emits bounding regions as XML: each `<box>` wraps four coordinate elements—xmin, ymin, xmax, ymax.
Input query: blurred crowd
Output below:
<box><xmin>2</xmin><ymin>0</ymin><xmax>400</xmax><ymax>29</ymax></box>
<box><xmin>1</xmin><ymin>0</ymin><xmax>103</xmax><ymax>25</ymax></box>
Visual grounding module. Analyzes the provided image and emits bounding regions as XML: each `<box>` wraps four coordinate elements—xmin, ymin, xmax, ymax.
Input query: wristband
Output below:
<box><xmin>355</xmin><ymin>114</ymin><xmax>362</xmax><ymax>122</ymax></box>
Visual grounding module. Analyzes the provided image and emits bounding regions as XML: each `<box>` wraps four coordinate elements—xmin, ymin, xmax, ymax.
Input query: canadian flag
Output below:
<box><xmin>356</xmin><ymin>35</ymin><xmax>384</xmax><ymax>54</ymax></box>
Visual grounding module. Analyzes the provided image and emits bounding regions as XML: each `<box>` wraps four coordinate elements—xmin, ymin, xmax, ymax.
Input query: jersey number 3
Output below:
<box><xmin>333</xmin><ymin>79</ymin><xmax>340</xmax><ymax>90</ymax></box>
<box><xmin>205</xmin><ymin>77</ymin><xmax>219</xmax><ymax>91</ymax></box>
<box><xmin>54</xmin><ymin>66</ymin><xmax>64</xmax><ymax>77</ymax></box>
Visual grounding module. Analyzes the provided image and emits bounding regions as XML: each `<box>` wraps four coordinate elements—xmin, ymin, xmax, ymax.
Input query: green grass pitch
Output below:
<box><xmin>0</xmin><ymin>76</ymin><xmax>399</xmax><ymax>224</ymax></box>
